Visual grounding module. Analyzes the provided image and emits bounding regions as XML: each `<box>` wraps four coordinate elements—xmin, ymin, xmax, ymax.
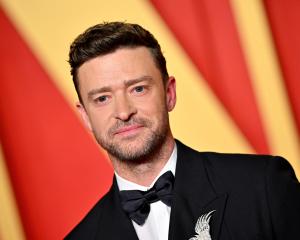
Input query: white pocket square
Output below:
<box><xmin>188</xmin><ymin>210</ymin><xmax>216</xmax><ymax>240</ymax></box>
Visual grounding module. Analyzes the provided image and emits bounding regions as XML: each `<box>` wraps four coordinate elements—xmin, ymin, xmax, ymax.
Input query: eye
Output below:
<box><xmin>98</xmin><ymin>96</ymin><xmax>107</xmax><ymax>102</ymax></box>
<box><xmin>132</xmin><ymin>85</ymin><xmax>150</xmax><ymax>96</ymax></box>
<box><xmin>134</xmin><ymin>86</ymin><xmax>145</xmax><ymax>93</ymax></box>
<box><xmin>94</xmin><ymin>95</ymin><xmax>109</xmax><ymax>104</ymax></box>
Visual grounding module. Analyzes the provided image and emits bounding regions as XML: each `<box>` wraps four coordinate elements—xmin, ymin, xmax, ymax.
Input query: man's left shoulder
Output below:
<box><xmin>201</xmin><ymin>151</ymin><xmax>282</xmax><ymax>171</ymax></box>
<box><xmin>177</xmin><ymin>139</ymin><xmax>296</xmax><ymax>178</ymax></box>
<box><xmin>201</xmin><ymin>150</ymin><xmax>297</xmax><ymax>181</ymax></box>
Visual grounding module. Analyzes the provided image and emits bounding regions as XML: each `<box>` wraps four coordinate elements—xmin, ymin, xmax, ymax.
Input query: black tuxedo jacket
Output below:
<box><xmin>65</xmin><ymin>140</ymin><xmax>300</xmax><ymax>239</ymax></box>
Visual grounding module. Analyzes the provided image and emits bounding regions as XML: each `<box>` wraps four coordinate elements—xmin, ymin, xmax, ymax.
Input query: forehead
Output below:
<box><xmin>77</xmin><ymin>47</ymin><xmax>162</xmax><ymax>90</ymax></box>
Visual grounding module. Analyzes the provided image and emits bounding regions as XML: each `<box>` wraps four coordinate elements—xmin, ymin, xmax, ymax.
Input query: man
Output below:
<box><xmin>65</xmin><ymin>22</ymin><xmax>300</xmax><ymax>239</ymax></box>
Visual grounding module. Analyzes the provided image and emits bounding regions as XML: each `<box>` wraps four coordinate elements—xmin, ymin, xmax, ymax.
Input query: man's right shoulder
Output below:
<box><xmin>64</xmin><ymin>190</ymin><xmax>112</xmax><ymax>239</ymax></box>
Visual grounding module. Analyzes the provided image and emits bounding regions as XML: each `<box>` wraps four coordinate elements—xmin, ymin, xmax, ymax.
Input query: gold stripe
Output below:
<box><xmin>230</xmin><ymin>0</ymin><xmax>300</xmax><ymax>178</ymax></box>
<box><xmin>0</xmin><ymin>147</ymin><xmax>25</xmax><ymax>240</ymax></box>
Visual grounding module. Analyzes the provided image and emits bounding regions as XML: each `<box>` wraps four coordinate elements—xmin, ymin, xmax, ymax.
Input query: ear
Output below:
<box><xmin>76</xmin><ymin>102</ymin><xmax>93</xmax><ymax>131</ymax></box>
<box><xmin>165</xmin><ymin>76</ymin><xmax>176</xmax><ymax>112</ymax></box>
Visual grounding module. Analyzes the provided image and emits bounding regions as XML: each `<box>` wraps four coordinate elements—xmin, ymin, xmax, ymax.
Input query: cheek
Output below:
<box><xmin>138</xmin><ymin>100</ymin><xmax>167</xmax><ymax>124</ymax></box>
<box><xmin>88</xmin><ymin>111</ymin><xmax>110</xmax><ymax>131</ymax></box>
<box><xmin>139</xmin><ymin>91</ymin><xmax>167</xmax><ymax>113</ymax></box>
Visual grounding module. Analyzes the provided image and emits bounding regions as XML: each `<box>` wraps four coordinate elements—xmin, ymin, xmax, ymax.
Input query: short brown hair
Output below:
<box><xmin>68</xmin><ymin>22</ymin><xmax>169</xmax><ymax>102</ymax></box>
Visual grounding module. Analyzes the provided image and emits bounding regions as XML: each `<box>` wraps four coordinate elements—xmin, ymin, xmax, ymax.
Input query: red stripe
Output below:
<box><xmin>150</xmin><ymin>0</ymin><xmax>270</xmax><ymax>153</ymax></box>
<box><xmin>0</xmin><ymin>7</ymin><xmax>113</xmax><ymax>239</ymax></box>
<box><xmin>263</xmin><ymin>0</ymin><xmax>300</xmax><ymax>140</ymax></box>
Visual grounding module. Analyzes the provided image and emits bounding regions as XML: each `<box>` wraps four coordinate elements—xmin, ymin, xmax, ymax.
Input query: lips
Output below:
<box><xmin>113</xmin><ymin>124</ymin><xmax>143</xmax><ymax>135</ymax></box>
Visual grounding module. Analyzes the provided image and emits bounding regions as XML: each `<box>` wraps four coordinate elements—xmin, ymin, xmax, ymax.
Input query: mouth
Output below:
<box><xmin>113</xmin><ymin>124</ymin><xmax>144</xmax><ymax>136</ymax></box>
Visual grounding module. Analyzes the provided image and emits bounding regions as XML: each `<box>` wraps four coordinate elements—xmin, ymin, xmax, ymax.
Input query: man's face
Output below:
<box><xmin>77</xmin><ymin>47</ymin><xmax>176</xmax><ymax>162</ymax></box>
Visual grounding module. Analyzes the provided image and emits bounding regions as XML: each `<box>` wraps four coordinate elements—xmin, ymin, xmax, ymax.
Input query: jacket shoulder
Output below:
<box><xmin>177</xmin><ymin>139</ymin><xmax>274</xmax><ymax>172</ymax></box>
<box><xmin>202</xmin><ymin>151</ymin><xmax>273</xmax><ymax>173</ymax></box>
<box><xmin>177</xmin><ymin>140</ymin><xmax>297</xmax><ymax>191</ymax></box>
<box><xmin>202</xmin><ymin>151</ymin><xmax>294</xmax><ymax>187</ymax></box>
<box><xmin>200</xmin><ymin>151</ymin><xmax>296</xmax><ymax>181</ymax></box>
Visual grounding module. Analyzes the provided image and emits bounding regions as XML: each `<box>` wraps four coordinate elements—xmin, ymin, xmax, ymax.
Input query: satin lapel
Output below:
<box><xmin>168</xmin><ymin>141</ymin><xmax>228</xmax><ymax>240</ymax></box>
<box><xmin>95</xmin><ymin>177</ymin><xmax>139</xmax><ymax>240</ymax></box>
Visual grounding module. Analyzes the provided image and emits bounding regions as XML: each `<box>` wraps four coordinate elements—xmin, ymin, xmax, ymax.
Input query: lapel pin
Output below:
<box><xmin>188</xmin><ymin>210</ymin><xmax>216</xmax><ymax>240</ymax></box>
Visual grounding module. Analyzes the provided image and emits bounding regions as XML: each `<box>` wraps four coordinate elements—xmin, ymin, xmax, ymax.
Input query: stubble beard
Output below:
<box><xmin>93</xmin><ymin>114</ymin><xmax>170</xmax><ymax>164</ymax></box>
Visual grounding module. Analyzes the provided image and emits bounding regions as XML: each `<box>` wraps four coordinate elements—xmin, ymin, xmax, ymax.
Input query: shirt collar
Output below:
<box><xmin>116</xmin><ymin>143</ymin><xmax>177</xmax><ymax>191</ymax></box>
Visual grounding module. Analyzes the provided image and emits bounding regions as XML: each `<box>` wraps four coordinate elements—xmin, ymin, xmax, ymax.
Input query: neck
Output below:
<box><xmin>110</xmin><ymin>135</ymin><xmax>175</xmax><ymax>187</ymax></box>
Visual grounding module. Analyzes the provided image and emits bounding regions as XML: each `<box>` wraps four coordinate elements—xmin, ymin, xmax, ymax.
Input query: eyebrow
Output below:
<box><xmin>87</xmin><ymin>75</ymin><xmax>153</xmax><ymax>99</ymax></box>
<box><xmin>124</xmin><ymin>76</ymin><xmax>153</xmax><ymax>87</ymax></box>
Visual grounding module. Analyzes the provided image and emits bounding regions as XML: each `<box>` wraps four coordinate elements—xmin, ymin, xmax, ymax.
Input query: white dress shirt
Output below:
<box><xmin>115</xmin><ymin>144</ymin><xmax>177</xmax><ymax>240</ymax></box>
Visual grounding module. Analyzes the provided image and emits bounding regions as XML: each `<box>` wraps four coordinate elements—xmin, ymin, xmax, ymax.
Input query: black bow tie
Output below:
<box><xmin>119</xmin><ymin>171</ymin><xmax>174</xmax><ymax>225</ymax></box>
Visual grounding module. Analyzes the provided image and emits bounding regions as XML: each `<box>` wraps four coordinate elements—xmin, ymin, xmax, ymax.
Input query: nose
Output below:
<box><xmin>114</xmin><ymin>94</ymin><xmax>137</xmax><ymax>121</ymax></box>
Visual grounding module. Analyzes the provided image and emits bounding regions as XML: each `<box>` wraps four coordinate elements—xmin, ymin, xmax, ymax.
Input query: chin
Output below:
<box><xmin>96</xmin><ymin>125</ymin><xmax>168</xmax><ymax>162</ymax></box>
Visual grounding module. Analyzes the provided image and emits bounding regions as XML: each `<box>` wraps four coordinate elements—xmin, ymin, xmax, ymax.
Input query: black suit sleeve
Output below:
<box><xmin>266</xmin><ymin>156</ymin><xmax>300</xmax><ymax>239</ymax></box>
